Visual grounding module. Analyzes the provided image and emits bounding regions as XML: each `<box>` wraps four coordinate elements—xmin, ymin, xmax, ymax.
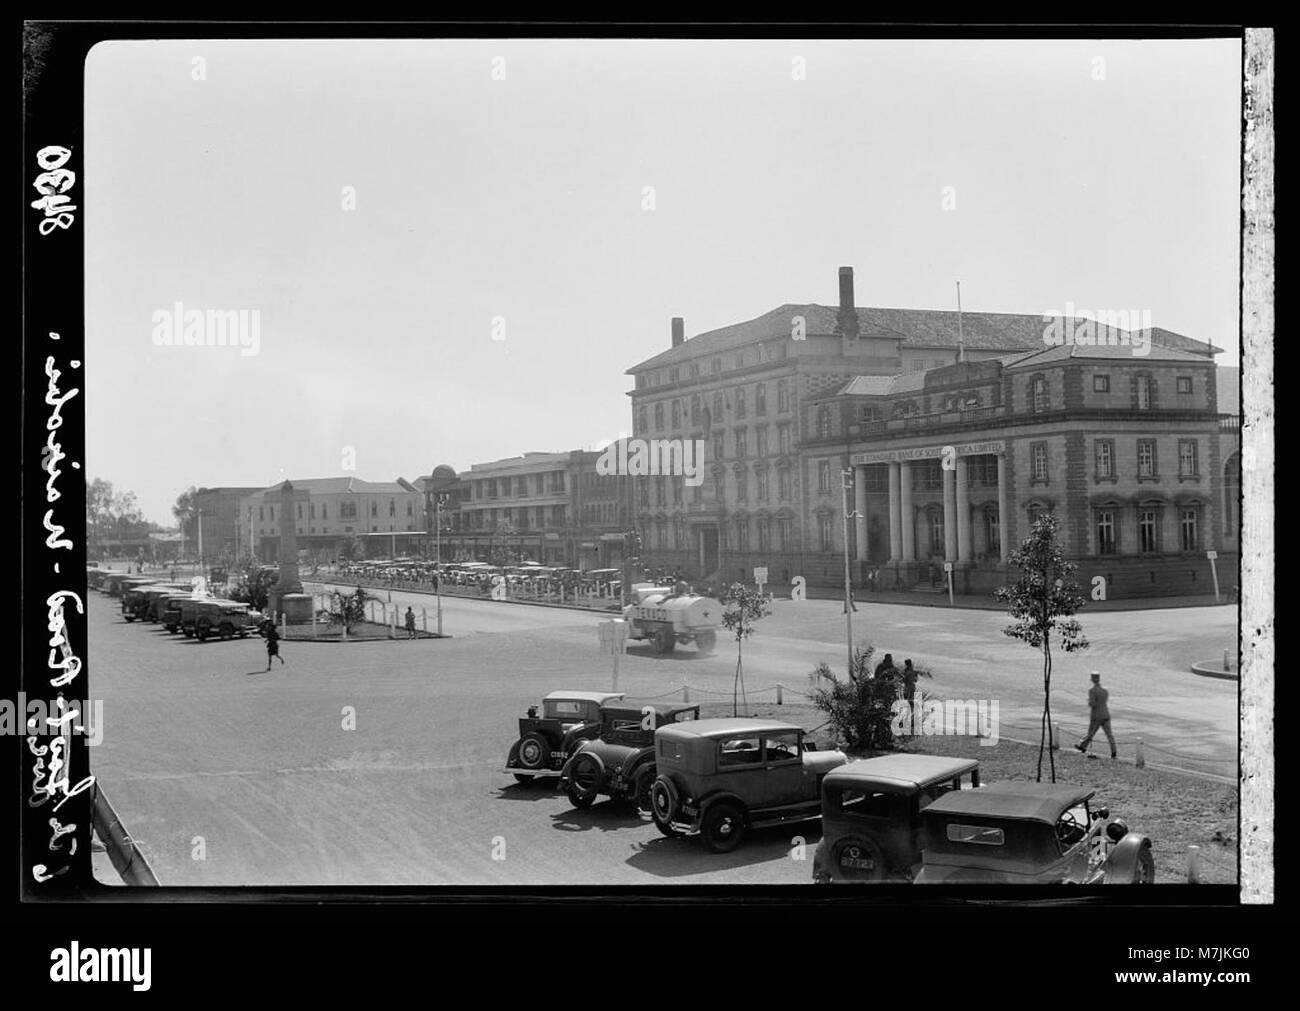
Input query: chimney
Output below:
<box><xmin>836</xmin><ymin>266</ymin><xmax>860</xmax><ymax>340</ymax></box>
<box><xmin>671</xmin><ymin>317</ymin><xmax>685</xmax><ymax>347</ymax></box>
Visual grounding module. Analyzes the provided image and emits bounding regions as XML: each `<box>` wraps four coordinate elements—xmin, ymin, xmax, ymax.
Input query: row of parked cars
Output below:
<box><xmin>502</xmin><ymin>690</ymin><xmax>1157</xmax><ymax>884</ymax></box>
<box><xmin>90</xmin><ymin>568</ymin><xmax>261</xmax><ymax>642</ymax></box>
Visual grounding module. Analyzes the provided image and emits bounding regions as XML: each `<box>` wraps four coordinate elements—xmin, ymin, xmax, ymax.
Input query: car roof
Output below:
<box><xmin>542</xmin><ymin>691</ymin><xmax>626</xmax><ymax>705</ymax></box>
<box><xmin>922</xmin><ymin>781</ymin><xmax>1095</xmax><ymax>824</ymax></box>
<box><xmin>656</xmin><ymin>717</ymin><xmax>802</xmax><ymax>740</ymax></box>
<box><xmin>601</xmin><ymin>701</ymin><xmax>699</xmax><ymax>718</ymax></box>
<box><xmin>825</xmin><ymin>754</ymin><xmax>981</xmax><ymax>791</ymax></box>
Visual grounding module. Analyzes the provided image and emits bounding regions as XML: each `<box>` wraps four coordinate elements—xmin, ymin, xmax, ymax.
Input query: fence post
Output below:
<box><xmin>776</xmin><ymin>683</ymin><xmax>783</xmax><ymax>705</ymax></box>
<box><xmin>422</xmin><ymin>608</ymin><xmax>427</xmax><ymax>634</ymax></box>
<box><xmin>1053</xmin><ymin>723</ymin><xmax>1062</xmax><ymax>751</ymax></box>
<box><xmin>1135</xmin><ymin>739</ymin><xmax>1145</xmax><ymax>769</ymax></box>
<box><xmin>1187</xmin><ymin>844</ymin><xmax>1202</xmax><ymax>884</ymax></box>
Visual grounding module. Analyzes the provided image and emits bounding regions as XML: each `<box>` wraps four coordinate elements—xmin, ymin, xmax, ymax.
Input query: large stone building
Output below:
<box><xmin>239</xmin><ymin>477</ymin><xmax>426</xmax><ymax>562</ymax></box>
<box><xmin>192</xmin><ymin>486</ymin><xmax>263</xmax><ymax>562</ymax></box>
<box><xmin>623</xmin><ymin>266</ymin><xmax>1236</xmax><ymax>598</ymax></box>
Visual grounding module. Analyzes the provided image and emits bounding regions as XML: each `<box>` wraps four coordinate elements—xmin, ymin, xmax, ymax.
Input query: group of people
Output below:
<box><xmin>870</xmin><ymin>652</ymin><xmax>925</xmax><ymax>702</ymax></box>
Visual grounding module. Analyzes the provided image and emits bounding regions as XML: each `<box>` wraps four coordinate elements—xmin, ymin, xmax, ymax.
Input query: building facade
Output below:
<box><xmin>623</xmin><ymin>266</ymin><xmax>1233</xmax><ymax>598</ymax></box>
<box><xmin>192</xmin><ymin>486</ymin><xmax>263</xmax><ymax>562</ymax></box>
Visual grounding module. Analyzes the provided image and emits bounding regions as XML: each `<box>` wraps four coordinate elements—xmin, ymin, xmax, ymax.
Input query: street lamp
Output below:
<box><xmin>841</xmin><ymin>468</ymin><xmax>858</xmax><ymax>674</ymax></box>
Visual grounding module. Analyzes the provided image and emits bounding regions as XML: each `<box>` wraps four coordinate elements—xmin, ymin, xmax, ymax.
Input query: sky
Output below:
<box><xmin>84</xmin><ymin>37</ymin><xmax>1243</xmax><ymax>525</ymax></box>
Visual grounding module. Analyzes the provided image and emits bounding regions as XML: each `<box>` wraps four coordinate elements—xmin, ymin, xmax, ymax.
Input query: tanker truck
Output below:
<box><xmin>622</xmin><ymin>584</ymin><xmax>721</xmax><ymax>655</ymax></box>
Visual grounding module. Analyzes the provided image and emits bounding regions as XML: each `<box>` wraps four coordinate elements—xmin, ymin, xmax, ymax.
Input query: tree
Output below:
<box><xmin>318</xmin><ymin>585</ymin><xmax>372</xmax><ymax>636</ymax></box>
<box><xmin>809</xmin><ymin>644</ymin><xmax>904</xmax><ymax>752</ymax></box>
<box><xmin>719</xmin><ymin>583</ymin><xmax>768</xmax><ymax>717</ymax></box>
<box><xmin>227</xmin><ymin>563</ymin><xmax>278</xmax><ymax>612</ymax></box>
<box><xmin>994</xmin><ymin>513</ymin><xmax>1090</xmax><ymax>783</ymax></box>
<box><xmin>173</xmin><ymin>486</ymin><xmax>199</xmax><ymax>551</ymax></box>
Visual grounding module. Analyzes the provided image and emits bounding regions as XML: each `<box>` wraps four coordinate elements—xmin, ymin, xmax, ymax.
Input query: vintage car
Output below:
<box><xmin>649</xmin><ymin>718</ymin><xmax>847</xmax><ymax>853</ymax></box>
<box><xmin>109</xmin><ymin>575</ymin><xmax>158</xmax><ymax>600</ymax></box>
<box><xmin>811</xmin><ymin>754</ymin><xmax>982</xmax><ymax>883</ymax></box>
<box><xmin>503</xmin><ymin>690</ymin><xmax>626</xmax><ymax>784</ymax></box>
<box><xmin>131</xmin><ymin>584</ymin><xmax>195</xmax><ymax>622</ymax></box>
<box><xmin>158</xmin><ymin>592</ymin><xmax>201</xmax><ymax>633</ymax></box>
<box><xmin>559</xmin><ymin>701</ymin><xmax>701</xmax><ymax>811</ymax></box>
<box><xmin>914</xmin><ymin>782</ymin><xmax>1155</xmax><ymax>884</ymax></box>
<box><xmin>179</xmin><ymin>598</ymin><xmax>258</xmax><ymax>641</ymax></box>
<box><xmin>120</xmin><ymin>584</ymin><xmax>175</xmax><ymax>622</ymax></box>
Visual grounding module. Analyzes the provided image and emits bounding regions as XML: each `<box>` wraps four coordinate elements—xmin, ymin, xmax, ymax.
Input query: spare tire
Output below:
<box><xmin>565</xmin><ymin>753</ymin><xmax>604</xmax><ymax>809</ymax></box>
<box><xmin>650</xmin><ymin>775</ymin><xmax>680</xmax><ymax>829</ymax></box>
<box><xmin>515</xmin><ymin>733</ymin><xmax>550</xmax><ymax>771</ymax></box>
<box><xmin>830</xmin><ymin>836</ymin><xmax>887</xmax><ymax>882</ymax></box>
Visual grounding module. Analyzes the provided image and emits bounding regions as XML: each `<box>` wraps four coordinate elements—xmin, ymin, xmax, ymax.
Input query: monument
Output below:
<box><xmin>267</xmin><ymin>480</ymin><xmax>314</xmax><ymax>624</ymax></box>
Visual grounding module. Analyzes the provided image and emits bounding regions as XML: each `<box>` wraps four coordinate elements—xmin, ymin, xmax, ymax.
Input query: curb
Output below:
<box><xmin>1190</xmin><ymin>660</ymin><xmax>1238</xmax><ymax>681</ymax></box>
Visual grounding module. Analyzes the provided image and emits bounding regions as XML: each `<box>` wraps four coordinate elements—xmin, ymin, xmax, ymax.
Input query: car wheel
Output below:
<box><xmin>182</xmin><ymin>628</ymin><xmax>194</xmax><ymax>638</ymax></box>
<box><xmin>701</xmin><ymin>801</ymin><xmax>746</xmax><ymax>854</ymax></box>
<box><xmin>515</xmin><ymin>733</ymin><xmax>550</xmax><ymax>771</ymax></box>
<box><xmin>1133</xmin><ymin>845</ymin><xmax>1155</xmax><ymax>884</ymax></box>
<box><xmin>631</xmin><ymin>766</ymin><xmax>656</xmax><ymax>813</ymax></box>
<box><xmin>831</xmin><ymin>836</ymin><xmax>887</xmax><ymax>882</ymax></box>
<box><xmin>219</xmin><ymin>623</ymin><xmax>234</xmax><ymax>641</ymax></box>
<box><xmin>124</xmin><ymin>614</ymin><xmax>136</xmax><ymax>623</ymax></box>
<box><xmin>695</xmin><ymin>631</ymin><xmax>716</xmax><ymax>654</ymax></box>
<box><xmin>196</xmin><ymin>619</ymin><xmax>211</xmax><ymax>642</ymax></box>
<box><xmin>565</xmin><ymin>754</ymin><xmax>603</xmax><ymax>809</ymax></box>
<box><xmin>650</xmin><ymin>775</ymin><xmax>680</xmax><ymax>833</ymax></box>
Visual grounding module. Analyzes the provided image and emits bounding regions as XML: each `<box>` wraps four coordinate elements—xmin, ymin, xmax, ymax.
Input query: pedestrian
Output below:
<box><xmin>1075</xmin><ymin>671</ymin><xmax>1116</xmax><ymax>759</ymax></box>
<box><xmin>264</xmin><ymin>620</ymin><xmax>285</xmax><ymax>671</ymax></box>
<box><xmin>405</xmin><ymin>606</ymin><xmax>417</xmax><ymax>639</ymax></box>
<box><xmin>902</xmin><ymin>658</ymin><xmax>918</xmax><ymax>704</ymax></box>
<box><xmin>874</xmin><ymin>652</ymin><xmax>897</xmax><ymax>679</ymax></box>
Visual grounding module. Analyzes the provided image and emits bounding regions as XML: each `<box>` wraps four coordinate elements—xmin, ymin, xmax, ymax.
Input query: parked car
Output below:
<box><xmin>559</xmin><ymin>701</ymin><xmax>701</xmax><ymax>810</ymax></box>
<box><xmin>914</xmin><ymin>782</ymin><xmax>1155</xmax><ymax>884</ymax></box>
<box><xmin>503</xmin><ymin>690</ymin><xmax>626</xmax><ymax>784</ymax></box>
<box><xmin>649</xmin><ymin>718</ymin><xmax>847</xmax><ymax>853</ymax></box>
<box><xmin>811</xmin><ymin>754</ymin><xmax>981</xmax><ymax>883</ymax></box>
<box><xmin>179</xmin><ymin>598</ymin><xmax>258</xmax><ymax>641</ymax></box>
<box><xmin>120</xmin><ymin>584</ymin><xmax>173</xmax><ymax>622</ymax></box>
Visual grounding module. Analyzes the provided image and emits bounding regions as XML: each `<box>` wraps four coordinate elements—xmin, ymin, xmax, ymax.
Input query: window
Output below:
<box><xmin>655</xmin><ymin>478</ymin><xmax>666</xmax><ymax>507</ymax></box>
<box><xmin>339</xmin><ymin>501</ymin><xmax>357</xmax><ymax>520</ymax></box>
<box><xmin>1032</xmin><ymin>442</ymin><xmax>1049</xmax><ymax>483</ymax></box>
<box><xmin>1136</xmin><ymin>374</ymin><xmax>1152</xmax><ymax>410</ymax></box>
<box><xmin>258</xmin><ymin>505</ymin><xmax>264</xmax><ymax>521</ymax></box>
<box><xmin>778</xmin><ymin>426</ymin><xmax>792</xmax><ymax>455</ymax></box>
<box><xmin>654</xmin><ymin>403</ymin><xmax>664</xmax><ymax>430</ymax></box>
<box><xmin>1139</xmin><ymin>509</ymin><xmax>1158</xmax><ymax>553</ymax></box>
<box><xmin>735</xmin><ymin>429</ymin><xmax>747</xmax><ymax>458</ymax></box>
<box><xmin>669</xmin><ymin>367</ymin><xmax>679</xmax><ymax>383</ymax></box>
<box><xmin>764</xmin><ymin>733</ymin><xmax>800</xmax><ymax>763</ymax></box>
<box><xmin>1031</xmin><ymin>375</ymin><xmax>1049</xmax><ymax>413</ymax></box>
<box><xmin>713</xmin><ymin>432</ymin><xmax>725</xmax><ymax>461</ymax></box>
<box><xmin>985</xmin><ymin>508</ymin><xmax>1000</xmax><ymax>555</ymax></box>
<box><xmin>735</xmin><ymin>389</ymin><xmax>746</xmax><ymax>419</ymax></box>
<box><xmin>757</xmin><ymin>469</ymin><xmax>769</xmax><ymax>502</ymax></box>
<box><xmin>713</xmin><ymin>471</ymin><xmax>725</xmax><ymax>504</ymax></box>
<box><xmin>637</xmin><ymin>407</ymin><xmax>647</xmax><ymax>433</ymax></box>
<box><xmin>1096</xmin><ymin>510</ymin><xmax>1116</xmax><ymax>555</ymax></box>
<box><xmin>909</xmin><ymin>360</ymin><xmax>925</xmax><ymax>373</ymax></box>
<box><xmin>756</xmin><ymin>427</ymin><xmax>768</xmax><ymax>457</ymax></box>
<box><xmin>818</xmin><ymin>460</ymin><xmax>831</xmax><ymax>494</ymax></box>
<box><xmin>860</xmin><ymin>404</ymin><xmax>881</xmax><ymax>424</ymax></box>
<box><xmin>713</xmin><ymin>393</ymin><xmax>724</xmax><ymax>421</ymax></box>
<box><xmin>406</xmin><ymin>501</ymin><xmax>413</xmax><ymax>516</ymax></box>
<box><xmin>1177</xmin><ymin>376</ymin><xmax>1193</xmax><ymax>395</ymax></box>
<box><xmin>1093</xmin><ymin>375</ymin><xmax>1110</xmax><ymax>393</ymax></box>
<box><xmin>309</xmin><ymin>503</ymin><xmax>315</xmax><ymax>519</ymax></box>
<box><xmin>1095</xmin><ymin>440</ymin><xmax>1114</xmax><ymax>479</ymax></box>
<box><xmin>778</xmin><ymin>468</ymin><xmax>792</xmax><ymax>501</ymax></box>
<box><xmin>712</xmin><ymin>358</ymin><xmax>722</xmax><ymax>374</ymax></box>
<box><xmin>777</xmin><ymin>379</ymin><xmax>789</xmax><ymax>413</ymax></box>
<box><xmin>671</xmin><ymin>400</ymin><xmax>681</xmax><ymax>428</ymax></box>
<box><xmin>1178</xmin><ymin>439</ymin><xmax>1199</xmax><ymax>478</ymax></box>
<box><xmin>691</xmin><ymin>395</ymin><xmax>701</xmax><ymax>425</ymax></box>
<box><xmin>817</xmin><ymin>405</ymin><xmax>833</xmax><ymax>439</ymax></box>
<box><xmin>370</xmin><ymin>502</ymin><xmax>378</xmax><ymax>517</ymax></box>
<box><xmin>755</xmin><ymin>383</ymin><xmax>766</xmax><ymax>414</ymax></box>
<box><xmin>947</xmin><ymin>824</ymin><xmax>1006</xmax><ymax>846</ymax></box>
<box><xmin>865</xmin><ymin>465</ymin><xmax>889</xmax><ymax>493</ymax></box>
<box><xmin>930</xmin><ymin>510</ymin><xmax>944</xmax><ymax>555</ymax></box>
<box><xmin>389</xmin><ymin>499</ymin><xmax>396</xmax><ymax>517</ymax></box>
<box><xmin>735</xmin><ymin>470</ymin><xmax>747</xmax><ymax>503</ymax></box>
<box><xmin>757</xmin><ymin>517</ymin><xmax>770</xmax><ymax>551</ymax></box>
<box><xmin>820</xmin><ymin>516</ymin><xmax>833</xmax><ymax>551</ymax></box>
<box><xmin>932</xmin><ymin>359</ymin><xmax>947</xmax><ymax>370</ymax></box>
<box><xmin>777</xmin><ymin>517</ymin><xmax>791</xmax><ymax>550</ymax></box>
<box><xmin>718</xmin><ymin>736</ymin><xmax>763</xmax><ymax>767</ymax></box>
<box><xmin>735</xmin><ymin>517</ymin><xmax>749</xmax><ymax>551</ymax></box>
<box><xmin>673</xmin><ymin>479</ymin><xmax>683</xmax><ymax>505</ymax></box>
<box><xmin>1180</xmin><ymin>508</ymin><xmax>1200</xmax><ymax>551</ymax></box>
<box><xmin>1137</xmin><ymin>440</ymin><xmax>1157</xmax><ymax>478</ymax></box>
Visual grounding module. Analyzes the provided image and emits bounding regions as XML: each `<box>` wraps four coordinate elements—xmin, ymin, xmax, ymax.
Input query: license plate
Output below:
<box><xmin>842</xmin><ymin>856</ymin><xmax>875</xmax><ymax>870</ymax></box>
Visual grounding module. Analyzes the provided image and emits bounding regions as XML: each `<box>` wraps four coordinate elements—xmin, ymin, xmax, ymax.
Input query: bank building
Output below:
<box><xmin>624</xmin><ymin>267</ymin><xmax>1239</xmax><ymax>600</ymax></box>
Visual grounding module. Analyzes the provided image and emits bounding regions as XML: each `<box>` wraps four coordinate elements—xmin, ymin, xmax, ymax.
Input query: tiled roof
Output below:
<box><xmin>1002</xmin><ymin>343</ymin><xmax>1218</xmax><ymax>369</ymax></box>
<box><xmin>247</xmin><ymin>478</ymin><xmax>416</xmax><ymax>498</ymax></box>
<box><xmin>628</xmin><ymin>303</ymin><xmax>1221</xmax><ymax>371</ymax></box>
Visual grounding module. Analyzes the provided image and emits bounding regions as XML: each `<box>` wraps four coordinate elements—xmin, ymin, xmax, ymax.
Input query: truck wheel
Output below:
<box><xmin>515</xmin><ymin>733</ymin><xmax>549</xmax><ymax>771</ymax></box>
<box><xmin>831</xmin><ymin>837</ymin><xmax>887</xmax><ymax>882</ymax></box>
<box><xmin>695</xmin><ymin>631</ymin><xmax>716</xmax><ymax>654</ymax></box>
<box><xmin>650</xmin><ymin>776</ymin><xmax>680</xmax><ymax>833</ymax></box>
<box><xmin>124</xmin><ymin>614</ymin><xmax>136</xmax><ymax>623</ymax></box>
<box><xmin>196</xmin><ymin>618</ymin><xmax>212</xmax><ymax>642</ymax></box>
<box><xmin>654</xmin><ymin>627</ymin><xmax>676</xmax><ymax>654</ymax></box>
<box><xmin>702</xmin><ymin>801</ymin><xmax>746</xmax><ymax>853</ymax></box>
<box><xmin>219</xmin><ymin>623</ymin><xmax>234</xmax><ymax>641</ymax></box>
<box><xmin>565</xmin><ymin>754</ymin><xmax>603</xmax><ymax>809</ymax></box>
<box><xmin>182</xmin><ymin>627</ymin><xmax>194</xmax><ymax>638</ymax></box>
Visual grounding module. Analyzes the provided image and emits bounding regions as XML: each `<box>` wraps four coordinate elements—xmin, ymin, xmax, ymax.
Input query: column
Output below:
<box><xmin>854</xmin><ymin>464</ymin><xmax>868</xmax><ymax>561</ymax></box>
<box><xmin>888</xmin><ymin>462</ymin><xmax>902</xmax><ymax>562</ymax></box>
<box><xmin>997</xmin><ymin>453</ymin><xmax>1009</xmax><ymax>562</ymax></box>
<box><xmin>943</xmin><ymin>465</ymin><xmax>957</xmax><ymax>561</ymax></box>
<box><xmin>899</xmin><ymin>460</ymin><xmax>915</xmax><ymax>561</ymax></box>
<box><xmin>955</xmin><ymin>456</ymin><xmax>972</xmax><ymax>563</ymax></box>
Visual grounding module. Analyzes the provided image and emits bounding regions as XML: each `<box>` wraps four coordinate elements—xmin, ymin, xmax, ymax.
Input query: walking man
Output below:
<box><xmin>902</xmin><ymin>658</ymin><xmax>918</xmax><ymax>705</ymax></box>
<box><xmin>404</xmin><ymin>606</ymin><xmax>417</xmax><ymax>639</ymax></box>
<box><xmin>264</xmin><ymin>619</ymin><xmax>285</xmax><ymax>671</ymax></box>
<box><xmin>1075</xmin><ymin>671</ymin><xmax>1116</xmax><ymax>759</ymax></box>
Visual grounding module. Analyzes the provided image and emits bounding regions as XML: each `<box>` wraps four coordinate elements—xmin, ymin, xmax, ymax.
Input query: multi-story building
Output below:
<box><xmin>192</xmin><ymin>486</ymin><xmax>263</xmax><ymax>562</ymax></box>
<box><xmin>239</xmin><ymin>477</ymin><xmax>426</xmax><ymax>562</ymax></box>
<box><xmin>457</xmin><ymin>452</ymin><xmax>580</xmax><ymax>566</ymax></box>
<box><xmin>623</xmin><ymin>265</ymin><xmax>1232</xmax><ymax>598</ymax></box>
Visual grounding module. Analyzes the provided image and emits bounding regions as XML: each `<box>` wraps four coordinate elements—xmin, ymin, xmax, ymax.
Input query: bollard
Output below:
<box><xmin>422</xmin><ymin>608</ymin><xmax>427</xmax><ymax>634</ymax></box>
<box><xmin>1187</xmin><ymin>844</ymin><xmax>1202</xmax><ymax>884</ymax></box>
<box><xmin>1053</xmin><ymin>723</ymin><xmax>1062</xmax><ymax>751</ymax></box>
<box><xmin>1135</xmin><ymin>739</ymin><xmax>1145</xmax><ymax>769</ymax></box>
<box><xmin>776</xmin><ymin>683</ymin><xmax>783</xmax><ymax>705</ymax></box>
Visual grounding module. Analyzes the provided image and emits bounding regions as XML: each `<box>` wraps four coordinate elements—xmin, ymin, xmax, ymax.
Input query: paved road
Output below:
<box><xmin>87</xmin><ymin>588</ymin><xmax>1237</xmax><ymax>886</ymax></box>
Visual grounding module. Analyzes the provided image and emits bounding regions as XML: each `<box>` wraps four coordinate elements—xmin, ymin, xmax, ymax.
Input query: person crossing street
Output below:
<box><xmin>264</xmin><ymin>619</ymin><xmax>285</xmax><ymax>671</ymax></box>
<box><xmin>1075</xmin><ymin>671</ymin><xmax>1116</xmax><ymax>759</ymax></box>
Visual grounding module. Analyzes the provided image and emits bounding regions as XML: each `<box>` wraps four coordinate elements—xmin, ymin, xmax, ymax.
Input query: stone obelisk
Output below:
<box><xmin>268</xmin><ymin>480</ymin><xmax>312</xmax><ymax>623</ymax></box>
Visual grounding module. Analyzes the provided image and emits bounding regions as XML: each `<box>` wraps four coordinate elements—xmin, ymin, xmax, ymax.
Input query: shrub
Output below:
<box><xmin>809</xmin><ymin>645</ymin><xmax>903</xmax><ymax>752</ymax></box>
